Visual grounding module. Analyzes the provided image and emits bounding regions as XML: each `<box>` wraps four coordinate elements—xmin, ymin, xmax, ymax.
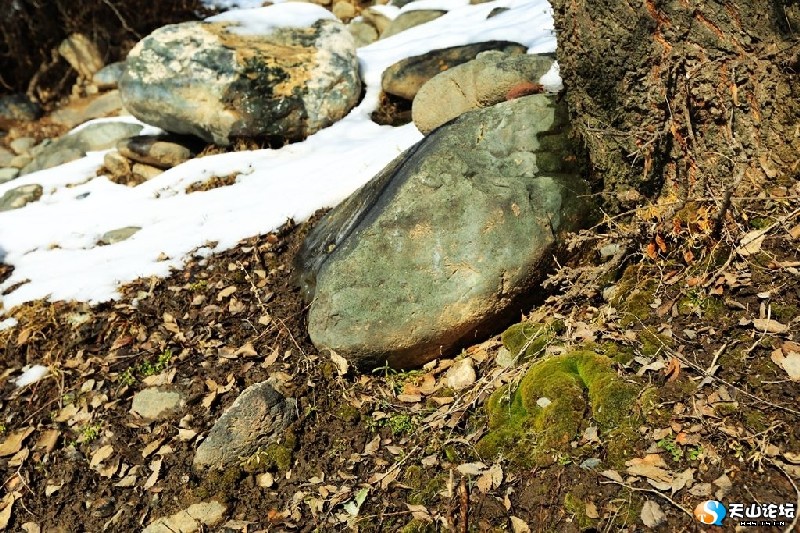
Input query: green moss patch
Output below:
<box><xmin>501</xmin><ymin>320</ymin><xmax>564</xmax><ymax>361</ymax></box>
<box><xmin>477</xmin><ymin>351</ymin><xmax>639</xmax><ymax>466</ymax></box>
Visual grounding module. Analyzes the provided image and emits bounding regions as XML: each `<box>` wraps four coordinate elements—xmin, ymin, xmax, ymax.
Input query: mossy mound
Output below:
<box><xmin>477</xmin><ymin>350</ymin><xmax>639</xmax><ymax>466</ymax></box>
<box><xmin>500</xmin><ymin>320</ymin><xmax>564</xmax><ymax>361</ymax></box>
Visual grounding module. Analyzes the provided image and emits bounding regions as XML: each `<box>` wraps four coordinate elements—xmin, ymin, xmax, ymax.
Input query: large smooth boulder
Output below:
<box><xmin>298</xmin><ymin>95</ymin><xmax>594</xmax><ymax>369</ymax></box>
<box><xmin>381</xmin><ymin>41</ymin><xmax>526</xmax><ymax>101</ymax></box>
<box><xmin>412</xmin><ymin>51</ymin><xmax>555</xmax><ymax>134</ymax></box>
<box><xmin>120</xmin><ymin>4</ymin><xmax>361</xmax><ymax>145</ymax></box>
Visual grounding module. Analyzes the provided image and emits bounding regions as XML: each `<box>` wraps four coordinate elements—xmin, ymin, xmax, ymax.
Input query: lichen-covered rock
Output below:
<box><xmin>93</xmin><ymin>62</ymin><xmax>126</xmax><ymax>90</ymax></box>
<box><xmin>49</xmin><ymin>90</ymin><xmax>125</xmax><ymax>129</ymax></box>
<box><xmin>380</xmin><ymin>9</ymin><xmax>445</xmax><ymax>39</ymax></box>
<box><xmin>58</xmin><ymin>33</ymin><xmax>104</xmax><ymax>80</ymax></box>
<box><xmin>381</xmin><ymin>41</ymin><xmax>526</xmax><ymax>101</ymax></box>
<box><xmin>298</xmin><ymin>95</ymin><xmax>593</xmax><ymax>369</ymax></box>
<box><xmin>477</xmin><ymin>351</ymin><xmax>639</xmax><ymax>466</ymax></box>
<box><xmin>117</xmin><ymin>136</ymin><xmax>193</xmax><ymax>169</ymax></box>
<box><xmin>0</xmin><ymin>94</ymin><xmax>42</xmax><ymax>125</ymax></box>
<box><xmin>193</xmin><ymin>381</ymin><xmax>296</xmax><ymax>470</ymax></box>
<box><xmin>21</xmin><ymin>122</ymin><xmax>143</xmax><ymax>175</ymax></box>
<box><xmin>0</xmin><ymin>184</ymin><xmax>42</xmax><ymax>212</ymax></box>
<box><xmin>120</xmin><ymin>4</ymin><xmax>361</xmax><ymax>145</ymax></box>
<box><xmin>412</xmin><ymin>51</ymin><xmax>555</xmax><ymax>134</ymax></box>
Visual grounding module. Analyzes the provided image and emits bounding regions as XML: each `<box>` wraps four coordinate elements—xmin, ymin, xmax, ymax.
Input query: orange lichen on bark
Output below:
<box><xmin>694</xmin><ymin>11</ymin><xmax>725</xmax><ymax>40</ymax></box>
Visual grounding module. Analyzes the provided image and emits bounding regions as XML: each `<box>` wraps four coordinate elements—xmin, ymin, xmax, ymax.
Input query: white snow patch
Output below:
<box><xmin>539</xmin><ymin>60</ymin><xmax>563</xmax><ymax>92</ymax></box>
<box><xmin>13</xmin><ymin>365</ymin><xmax>50</xmax><ymax>388</ymax></box>
<box><xmin>206</xmin><ymin>4</ymin><xmax>336</xmax><ymax>34</ymax></box>
<box><xmin>0</xmin><ymin>317</ymin><xmax>17</xmax><ymax>331</ymax></box>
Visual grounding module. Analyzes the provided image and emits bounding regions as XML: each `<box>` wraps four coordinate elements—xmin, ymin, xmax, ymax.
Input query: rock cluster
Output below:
<box><xmin>119</xmin><ymin>4</ymin><xmax>361</xmax><ymax>145</ymax></box>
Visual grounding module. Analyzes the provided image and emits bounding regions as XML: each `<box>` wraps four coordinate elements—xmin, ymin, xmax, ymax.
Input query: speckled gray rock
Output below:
<box><xmin>130</xmin><ymin>387</ymin><xmax>185</xmax><ymax>420</ymax></box>
<box><xmin>142</xmin><ymin>501</ymin><xmax>226</xmax><ymax>533</ymax></box>
<box><xmin>412</xmin><ymin>51</ymin><xmax>554</xmax><ymax>134</ymax></box>
<box><xmin>117</xmin><ymin>136</ymin><xmax>192</xmax><ymax>169</ymax></box>
<box><xmin>193</xmin><ymin>381</ymin><xmax>296</xmax><ymax>470</ymax></box>
<box><xmin>9</xmin><ymin>137</ymin><xmax>36</xmax><ymax>155</ymax></box>
<box><xmin>0</xmin><ymin>94</ymin><xmax>42</xmax><ymax>124</ymax></box>
<box><xmin>0</xmin><ymin>147</ymin><xmax>14</xmax><ymax>167</ymax></box>
<box><xmin>0</xmin><ymin>167</ymin><xmax>20</xmax><ymax>184</ymax></box>
<box><xmin>50</xmin><ymin>91</ymin><xmax>125</xmax><ymax>128</ymax></box>
<box><xmin>93</xmin><ymin>62</ymin><xmax>126</xmax><ymax>89</ymax></box>
<box><xmin>120</xmin><ymin>6</ymin><xmax>360</xmax><ymax>145</ymax></box>
<box><xmin>360</xmin><ymin>8</ymin><xmax>392</xmax><ymax>35</ymax></box>
<box><xmin>100</xmin><ymin>226</ymin><xmax>141</xmax><ymax>245</ymax></box>
<box><xmin>58</xmin><ymin>33</ymin><xmax>104</xmax><ymax>80</ymax></box>
<box><xmin>131</xmin><ymin>163</ymin><xmax>163</xmax><ymax>182</ymax></box>
<box><xmin>21</xmin><ymin>122</ymin><xmax>143</xmax><ymax>175</ymax></box>
<box><xmin>299</xmin><ymin>95</ymin><xmax>594</xmax><ymax>369</ymax></box>
<box><xmin>348</xmin><ymin>20</ymin><xmax>378</xmax><ymax>47</ymax></box>
<box><xmin>381</xmin><ymin>41</ymin><xmax>526</xmax><ymax>100</ymax></box>
<box><xmin>381</xmin><ymin>10</ymin><xmax>444</xmax><ymax>38</ymax></box>
<box><xmin>0</xmin><ymin>184</ymin><xmax>43</xmax><ymax>212</ymax></box>
<box><xmin>103</xmin><ymin>151</ymin><xmax>132</xmax><ymax>178</ymax></box>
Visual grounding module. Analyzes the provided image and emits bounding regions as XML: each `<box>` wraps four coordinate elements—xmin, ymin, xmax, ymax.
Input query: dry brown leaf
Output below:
<box><xmin>364</xmin><ymin>435</ymin><xmax>380</xmax><ymax>455</ymax></box>
<box><xmin>144</xmin><ymin>459</ymin><xmax>162</xmax><ymax>490</ymax></box>
<box><xmin>645</xmin><ymin>242</ymin><xmax>657</xmax><ymax>260</ymax></box>
<box><xmin>216</xmin><ymin>286</ymin><xmax>237</xmax><ymax>301</ymax></box>
<box><xmin>0</xmin><ymin>427</ymin><xmax>34</xmax><ymax>457</ymax></box>
<box><xmin>406</xmin><ymin>504</ymin><xmax>432</xmax><ymax>522</ymax></box>
<box><xmin>640</xmin><ymin>500</ymin><xmax>665</xmax><ymax>527</ymax></box>
<box><xmin>20</xmin><ymin>521</ymin><xmax>40</xmax><ymax>533</ymax></box>
<box><xmin>234</xmin><ymin>342</ymin><xmax>258</xmax><ymax>357</ymax></box>
<box><xmin>585</xmin><ymin>502</ymin><xmax>600</xmax><ymax>519</ymax></box>
<box><xmin>626</xmin><ymin>455</ymin><xmax>672</xmax><ymax>485</ymax></box>
<box><xmin>380</xmin><ymin>467</ymin><xmax>400</xmax><ymax>489</ymax></box>
<box><xmin>90</xmin><ymin>444</ymin><xmax>114</xmax><ymax>468</ymax></box>
<box><xmin>476</xmin><ymin>464</ymin><xmax>503</xmax><ymax>493</ymax></box>
<box><xmin>0</xmin><ymin>491</ymin><xmax>21</xmax><ymax>529</ymax></box>
<box><xmin>600</xmin><ymin>470</ymin><xmax>624</xmax><ymax>483</ymax></box>
<box><xmin>329</xmin><ymin>350</ymin><xmax>349</xmax><ymax>376</ymax></box>
<box><xmin>510</xmin><ymin>516</ymin><xmax>531</xmax><ymax>533</ymax></box>
<box><xmin>784</xmin><ymin>452</ymin><xmax>800</xmax><ymax>464</ymax></box>
<box><xmin>664</xmin><ymin>357</ymin><xmax>681</xmax><ymax>382</ymax></box>
<box><xmin>655</xmin><ymin>234</ymin><xmax>667</xmax><ymax>253</ymax></box>
<box><xmin>737</xmin><ymin>229</ymin><xmax>766</xmax><ymax>256</ymax></box>
<box><xmin>34</xmin><ymin>429</ymin><xmax>59</xmax><ymax>453</ymax></box>
<box><xmin>397</xmin><ymin>393</ymin><xmax>422</xmax><ymax>403</ymax></box>
<box><xmin>671</xmin><ymin>468</ymin><xmax>695</xmax><ymax>494</ymax></box>
<box><xmin>114</xmin><ymin>475</ymin><xmax>137</xmax><ymax>488</ymax></box>
<box><xmin>456</xmin><ymin>462</ymin><xmax>487</xmax><ymax>476</ymax></box>
<box><xmin>789</xmin><ymin>223</ymin><xmax>800</xmax><ymax>240</ymax></box>
<box><xmin>142</xmin><ymin>438</ymin><xmax>164</xmax><ymax>459</ymax></box>
<box><xmin>772</xmin><ymin>349</ymin><xmax>800</xmax><ymax>381</ymax></box>
<box><xmin>753</xmin><ymin>318</ymin><xmax>789</xmax><ymax>334</ymax></box>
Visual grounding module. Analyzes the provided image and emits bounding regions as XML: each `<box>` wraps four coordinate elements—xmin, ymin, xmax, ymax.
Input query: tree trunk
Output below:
<box><xmin>550</xmin><ymin>0</ymin><xmax>800</xmax><ymax>215</ymax></box>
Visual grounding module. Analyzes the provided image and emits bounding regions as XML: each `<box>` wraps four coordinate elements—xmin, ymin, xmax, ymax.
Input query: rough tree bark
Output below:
<box><xmin>549</xmin><ymin>0</ymin><xmax>800</xmax><ymax>217</ymax></box>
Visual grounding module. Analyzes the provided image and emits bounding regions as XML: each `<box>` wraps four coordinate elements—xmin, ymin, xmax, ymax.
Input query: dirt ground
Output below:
<box><xmin>1</xmin><ymin>172</ymin><xmax>799</xmax><ymax>532</ymax></box>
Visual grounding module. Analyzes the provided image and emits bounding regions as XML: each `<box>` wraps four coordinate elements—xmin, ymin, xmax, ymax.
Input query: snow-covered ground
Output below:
<box><xmin>0</xmin><ymin>0</ymin><xmax>558</xmax><ymax>315</ymax></box>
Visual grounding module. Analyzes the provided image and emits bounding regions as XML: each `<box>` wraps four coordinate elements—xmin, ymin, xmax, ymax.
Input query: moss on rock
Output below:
<box><xmin>477</xmin><ymin>350</ymin><xmax>639</xmax><ymax>466</ymax></box>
